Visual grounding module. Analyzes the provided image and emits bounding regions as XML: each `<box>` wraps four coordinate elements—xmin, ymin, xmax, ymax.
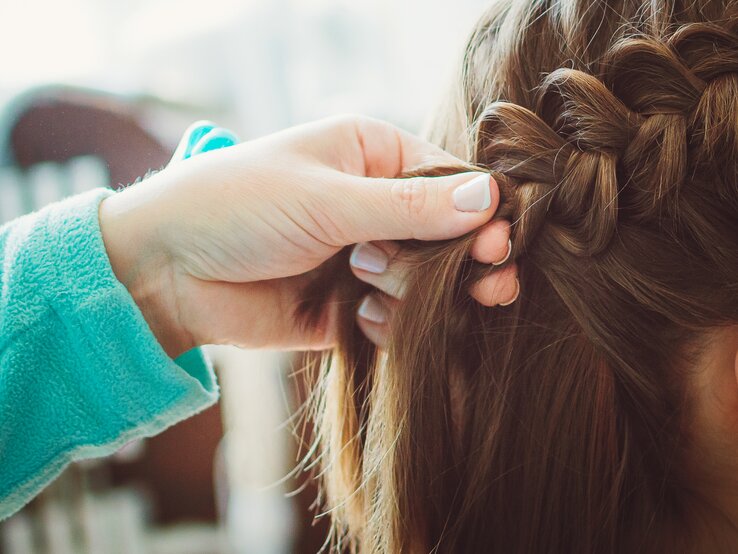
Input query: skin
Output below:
<box><xmin>99</xmin><ymin>115</ymin><xmax>519</xmax><ymax>357</ymax></box>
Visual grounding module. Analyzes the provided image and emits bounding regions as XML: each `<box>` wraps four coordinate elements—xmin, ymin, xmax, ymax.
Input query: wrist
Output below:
<box><xmin>99</xmin><ymin>184</ymin><xmax>195</xmax><ymax>358</ymax></box>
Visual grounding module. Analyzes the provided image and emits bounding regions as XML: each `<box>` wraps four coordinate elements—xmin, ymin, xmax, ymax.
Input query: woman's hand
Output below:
<box><xmin>99</xmin><ymin>115</ymin><xmax>518</xmax><ymax>356</ymax></box>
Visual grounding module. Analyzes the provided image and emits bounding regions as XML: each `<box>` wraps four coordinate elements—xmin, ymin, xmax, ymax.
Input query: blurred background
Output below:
<box><xmin>0</xmin><ymin>0</ymin><xmax>486</xmax><ymax>552</ymax></box>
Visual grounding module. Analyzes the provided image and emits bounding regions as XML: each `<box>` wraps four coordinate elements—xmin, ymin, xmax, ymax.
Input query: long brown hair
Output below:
<box><xmin>299</xmin><ymin>0</ymin><xmax>738</xmax><ymax>551</ymax></box>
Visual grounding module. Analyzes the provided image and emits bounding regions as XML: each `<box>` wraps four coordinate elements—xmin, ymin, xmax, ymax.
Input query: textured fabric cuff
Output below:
<box><xmin>0</xmin><ymin>188</ymin><xmax>219</xmax><ymax>520</ymax></box>
<box><xmin>38</xmin><ymin>188</ymin><xmax>220</xmax><ymax>411</ymax></box>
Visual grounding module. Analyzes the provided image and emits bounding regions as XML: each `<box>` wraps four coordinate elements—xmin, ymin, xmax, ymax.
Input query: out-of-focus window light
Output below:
<box><xmin>0</xmin><ymin>0</ymin><xmax>108</xmax><ymax>88</ymax></box>
<box><xmin>1</xmin><ymin>0</ymin><xmax>487</xmax><ymax>134</ymax></box>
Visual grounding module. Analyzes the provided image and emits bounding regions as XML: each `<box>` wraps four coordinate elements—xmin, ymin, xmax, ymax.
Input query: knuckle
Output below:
<box><xmin>471</xmin><ymin>279</ymin><xmax>496</xmax><ymax>307</ymax></box>
<box><xmin>389</xmin><ymin>177</ymin><xmax>437</xmax><ymax>225</ymax></box>
<box><xmin>473</xmin><ymin>265</ymin><xmax>518</xmax><ymax>307</ymax></box>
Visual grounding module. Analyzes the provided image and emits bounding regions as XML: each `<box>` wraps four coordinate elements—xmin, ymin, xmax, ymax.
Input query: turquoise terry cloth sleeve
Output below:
<box><xmin>0</xmin><ymin>188</ymin><xmax>219</xmax><ymax>520</ymax></box>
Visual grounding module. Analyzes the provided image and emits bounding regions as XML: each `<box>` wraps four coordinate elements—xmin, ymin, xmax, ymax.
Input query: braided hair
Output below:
<box><xmin>300</xmin><ymin>1</ymin><xmax>738</xmax><ymax>552</ymax></box>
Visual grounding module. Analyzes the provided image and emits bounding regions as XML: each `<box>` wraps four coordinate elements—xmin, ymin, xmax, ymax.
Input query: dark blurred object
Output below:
<box><xmin>3</xmin><ymin>86</ymin><xmax>172</xmax><ymax>188</ymax></box>
<box><xmin>109</xmin><ymin>403</ymin><xmax>223</xmax><ymax>524</ymax></box>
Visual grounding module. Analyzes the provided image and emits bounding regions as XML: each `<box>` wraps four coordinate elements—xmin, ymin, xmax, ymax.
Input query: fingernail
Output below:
<box><xmin>492</xmin><ymin>239</ymin><xmax>512</xmax><ymax>266</ymax></box>
<box><xmin>453</xmin><ymin>174</ymin><xmax>492</xmax><ymax>212</ymax></box>
<box><xmin>350</xmin><ymin>243</ymin><xmax>388</xmax><ymax>274</ymax></box>
<box><xmin>358</xmin><ymin>295</ymin><xmax>387</xmax><ymax>324</ymax></box>
<box><xmin>499</xmin><ymin>278</ymin><xmax>520</xmax><ymax>306</ymax></box>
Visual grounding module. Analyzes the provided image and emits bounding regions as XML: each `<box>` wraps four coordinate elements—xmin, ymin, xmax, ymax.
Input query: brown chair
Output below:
<box><xmin>4</xmin><ymin>85</ymin><xmax>171</xmax><ymax>189</ymax></box>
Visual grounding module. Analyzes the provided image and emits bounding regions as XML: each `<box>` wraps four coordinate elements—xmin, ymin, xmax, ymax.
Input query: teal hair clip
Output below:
<box><xmin>173</xmin><ymin>120</ymin><xmax>240</xmax><ymax>162</ymax></box>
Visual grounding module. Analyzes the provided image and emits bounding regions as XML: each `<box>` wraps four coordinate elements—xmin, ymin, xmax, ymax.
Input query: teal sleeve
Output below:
<box><xmin>0</xmin><ymin>188</ymin><xmax>219</xmax><ymax>520</ymax></box>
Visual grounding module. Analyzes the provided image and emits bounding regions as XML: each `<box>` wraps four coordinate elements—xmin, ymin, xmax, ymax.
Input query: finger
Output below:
<box><xmin>356</xmin><ymin>293</ymin><xmax>396</xmax><ymax>348</ymax></box>
<box><xmin>273</xmin><ymin>115</ymin><xmax>464</xmax><ymax>178</ymax></box>
<box><xmin>470</xmin><ymin>219</ymin><xmax>512</xmax><ymax>265</ymax></box>
<box><xmin>348</xmin><ymin>115</ymin><xmax>464</xmax><ymax>177</ymax></box>
<box><xmin>333</xmin><ymin>172</ymin><xmax>499</xmax><ymax>244</ymax></box>
<box><xmin>469</xmin><ymin>264</ymin><xmax>520</xmax><ymax>307</ymax></box>
<box><xmin>349</xmin><ymin>241</ymin><xmax>408</xmax><ymax>300</ymax></box>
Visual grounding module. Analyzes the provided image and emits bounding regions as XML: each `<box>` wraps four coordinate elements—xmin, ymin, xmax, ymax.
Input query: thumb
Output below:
<box><xmin>334</xmin><ymin>172</ymin><xmax>499</xmax><ymax>244</ymax></box>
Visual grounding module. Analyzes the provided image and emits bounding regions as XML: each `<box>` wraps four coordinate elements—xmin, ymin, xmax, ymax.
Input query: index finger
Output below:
<box><xmin>350</xmin><ymin>115</ymin><xmax>465</xmax><ymax>178</ymax></box>
<box><xmin>302</xmin><ymin>115</ymin><xmax>466</xmax><ymax>178</ymax></box>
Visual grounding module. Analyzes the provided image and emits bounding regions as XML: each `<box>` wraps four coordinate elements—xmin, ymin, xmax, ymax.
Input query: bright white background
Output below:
<box><xmin>0</xmin><ymin>0</ymin><xmax>487</xmax><ymax>137</ymax></box>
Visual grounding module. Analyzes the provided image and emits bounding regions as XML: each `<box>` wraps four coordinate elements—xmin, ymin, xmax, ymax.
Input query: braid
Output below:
<box><xmin>473</xmin><ymin>21</ymin><xmax>738</xmax><ymax>259</ymax></box>
<box><xmin>304</xmin><ymin>3</ymin><xmax>738</xmax><ymax>552</ymax></box>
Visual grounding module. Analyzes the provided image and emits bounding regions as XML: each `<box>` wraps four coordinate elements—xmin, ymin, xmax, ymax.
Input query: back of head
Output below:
<box><xmin>300</xmin><ymin>0</ymin><xmax>738</xmax><ymax>552</ymax></box>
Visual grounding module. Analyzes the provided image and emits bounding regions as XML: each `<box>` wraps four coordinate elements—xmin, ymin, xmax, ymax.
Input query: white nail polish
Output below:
<box><xmin>499</xmin><ymin>278</ymin><xmax>520</xmax><ymax>306</ymax></box>
<box><xmin>453</xmin><ymin>174</ymin><xmax>491</xmax><ymax>212</ymax></box>
<box><xmin>358</xmin><ymin>295</ymin><xmax>386</xmax><ymax>323</ymax></box>
<box><xmin>492</xmin><ymin>239</ymin><xmax>512</xmax><ymax>266</ymax></box>
<box><xmin>350</xmin><ymin>243</ymin><xmax>388</xmax><ymax>274</ymax></box>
